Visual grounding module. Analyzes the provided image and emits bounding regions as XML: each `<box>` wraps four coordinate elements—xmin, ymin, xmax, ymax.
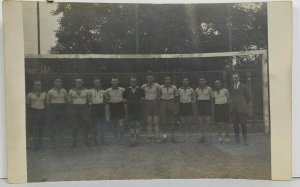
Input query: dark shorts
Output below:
<box><xmin>214</xmin><ymin>104</ymin><xmax>230</xmax><ymax>123</ymax></box>
<box><xmin>48</xmin><ymin>104</ymin><xmax>66</xmax><ymax>124</ymax></box>
<box><xmin>127</xmin><ymin>102</ymin><xmax>142</xmax><ymax>121</ymax></box>
<box><xmin>144</xmin><ymin>100</ymin><xmax>159</xmax><ymax>116</ymax></box>
<box><xmin>29</xmin><ymin>108</ymin><xmax>46</xmax><ymax>127</ymax></box>
<box><xmin>109</xmin><ymin>102</ymin><xmax>125</xmax><ymax>120</ymax></box>
<box><xmin>70</xmin><ymin>104</ymin><xmax>90</xmax><ymax>125</ymax></box>
<box><xmin>91</xmin><ymin>104</ymin><xmax>105</xmax><ymax>120</ymax></box>
<box><xmin>160</xmin><ymin>100</ymin><xmax>177</xmax><ymax>116</ymax></box>
<box><xmin>197</xmin><ymin>100</ymin><xmax>212</xmax><ymax>116</ymax></box>
<box><xmin>179</xmin><ymin>103</ymin><xmax>193</xmax><ymax>117</ymax></box>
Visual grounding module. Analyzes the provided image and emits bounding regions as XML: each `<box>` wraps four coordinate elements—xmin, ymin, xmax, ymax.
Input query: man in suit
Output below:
<box><xmin>230</xmin><ymin>73</ymin><xmax>251</xmax><ymax>146</ymax></box>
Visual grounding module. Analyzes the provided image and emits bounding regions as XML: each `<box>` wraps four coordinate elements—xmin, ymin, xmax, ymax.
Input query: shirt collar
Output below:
<box><xmin>199</xmin><ymin>86</ymin><xmax>207</xmax><ymax>90</ymax></box>
<box><xmin>181</xmin><ymin>86</ymin><xmax>191</xmax><ymax>90</ymax></box>
<box><xmin>147</xmin><ymin>83</ymin><xmax>153</xmax><ymax>87</ymax></box>
<box><xmin>163</xmin><ymin>84</ymin><xmax>172</xmax><ymax>88</ymax></box>
<box><xmin>93</xmin><ymin>87</ymin><xmax>102</xmax><ymax>91</ymax></box>
<box><xmin>112</xmin><ymin>86</ymin><xmax>119</xmax><ymax>90</ymax></box>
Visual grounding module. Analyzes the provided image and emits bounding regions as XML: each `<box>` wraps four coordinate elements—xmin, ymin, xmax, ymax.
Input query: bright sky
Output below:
<box><xmin>23</xmin><ymin>2</ymin><xmax>60</xmax><ymax>54</ymax></box>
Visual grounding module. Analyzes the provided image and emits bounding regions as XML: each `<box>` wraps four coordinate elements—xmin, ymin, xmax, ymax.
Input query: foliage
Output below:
<box><xmin>50</xmin><ymin>3</ymin><xmax>268</xmax><ymax>54</ymax></box>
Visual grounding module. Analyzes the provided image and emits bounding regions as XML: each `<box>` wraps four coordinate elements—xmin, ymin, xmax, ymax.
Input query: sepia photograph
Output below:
<box><xmin>22</xmin><ymin>1</ymin><xmax>270</xmax><ymax>182</ymax></box>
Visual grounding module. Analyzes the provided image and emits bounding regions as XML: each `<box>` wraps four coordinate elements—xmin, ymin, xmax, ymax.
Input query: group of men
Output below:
<box><xmin>26</xmin><ymin>72</ymin><xmax>251</xmax><ymax>150</ymax></box>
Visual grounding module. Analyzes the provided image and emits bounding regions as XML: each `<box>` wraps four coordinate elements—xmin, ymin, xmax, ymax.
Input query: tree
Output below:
<box><xmin>51</xmin><ymin>3</ymin><xmax>268</xmax><ymax>54</ymax></box>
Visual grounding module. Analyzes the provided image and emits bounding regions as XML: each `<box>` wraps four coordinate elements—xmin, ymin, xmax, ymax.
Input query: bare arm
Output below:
<box><xmin>26</xmin><ymin>94</ymin><xmax>31</xmax><ymax>107</ymax></box>
<box><xmin>68</xmin><ymin>90</ymin><xmax>73</xmax><ymax>104</ymax></box>
<box><xmin>46</xmin><ymin>91</ymin><xmax>51</xmax><ymax>106</ymax></box>
<box><xmin>191</xmin><ymin>89</ymin><xmax>196</xmax><ymax>103</ymax></box>
<box><xmin>226</xmin><ymin>89</ymin><xmax>230</xmax><ymax>103</ymax></box>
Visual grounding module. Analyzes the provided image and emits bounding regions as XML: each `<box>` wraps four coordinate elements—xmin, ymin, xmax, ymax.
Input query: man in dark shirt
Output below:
<box><xmin>124</xmin><ymin>77</ymin><xmax>145</xmax><ymax>146</ymax></box>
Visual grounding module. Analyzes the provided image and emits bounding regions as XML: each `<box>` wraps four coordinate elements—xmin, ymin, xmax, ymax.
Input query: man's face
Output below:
<box><xmin>146</xmin><ymin>75</ymin><xmax>154</xmax><ymax>83</ymax></box>
<box><xmin>164</xmin><ymin>77</ymin><xmax>171</xmax><ymax>85</ymax></box>
<box><xmin>215</xmin><ymin>80</ymin><xmax>222</xmax><ymax>89</ymax></box>
<box><xmin>183</xmin><ymin>78</ymin><xmax>189</xmax><ymax>86</ymax></box>
<box><xmin>34</xmin><ymin>81</ymin><xmax>42</xmax><ymax>91</ymax></box>
<box><xmin>232</xmin><ymin>75</ymin><xmax>240</xmax><ymax>84</ymax></box>
<box><xmin>111</xmin><ymin>79</ymin><xmax>119</xmax><ymax>87</ymax></box>
<box><xmin>130</xmin><ymin>78</ymin><xmax>137</xmax><ymax>87</ymax></box>
<box><xmin>199</xmin><ymin>78</ymin><xmax>206</xmax><ymax>86</ymax></box>
<box><xmin>75</xmin><ymin>79</ymin><xmax>83</xmax><ymax>88</ymax></box>
<box><xmin>54</xmin><ymin>79</ymin><xmax>62</xmax><ymax>88</ymax></box>
<box><xmin>94</xmin><ymin>79</ymin><xmax>101</xmax><ymax>88</ymax></box>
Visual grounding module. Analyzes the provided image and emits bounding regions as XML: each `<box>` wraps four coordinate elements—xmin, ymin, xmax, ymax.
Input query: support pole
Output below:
<box><xmin>262</xmin><ymin>53</ymin><xmax>270</xmax><ymax>133</ymax></box>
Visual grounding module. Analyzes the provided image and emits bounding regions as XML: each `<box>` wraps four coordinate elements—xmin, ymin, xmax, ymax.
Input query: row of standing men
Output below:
<box><xmin>26</xmin><ymin>73</ymin><xmax>251</xmax><ymax>149</ymax></box>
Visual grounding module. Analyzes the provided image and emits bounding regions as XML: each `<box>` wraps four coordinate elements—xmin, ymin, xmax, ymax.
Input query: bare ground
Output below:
<box><xmin>27</xmin><ymin>133</ymin><xmax>270</xmax><ymax>182</ymax></box>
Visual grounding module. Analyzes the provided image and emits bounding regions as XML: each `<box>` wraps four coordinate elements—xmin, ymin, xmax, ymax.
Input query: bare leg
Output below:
<box><xmin>199</xmin><ymin>116</ymin><xmax>206</xmax><ymax>143</ymax></box>
<box><xmin>217</xmin><ymin>122</ymin><xmax>223</xmax><ymax>143</ymax></box>
<box><xmin>118</xmin><ymin>119</ymin><xmax>124</xmax><ymax>144</ymax></box>
<box><xmin>136</xmin><ymin>121</ymin><xmax>140</xmax><ymax>138</ymax></box>
<box><xmin>147</xmin><ymin>116</ymin><xmax>153</xmax><ymax>138</ymax></box>
<box><xmin>224</xmin><ymin>122</ymin><xmax>230</xmax><ymax>143</ymax></box>
<box><xmin>153</xmin><ymin>116</ymin><xmax>160</xmax><ymax>140</ymax></box>
<box><xmin>129</xmin><ymin>121</ymin><xmax>135</xmax><ymax>137</ymax></box>
<box><xmin>180</xmin><ymin>116</ymin><xmax>185</xmax><ymax>136</ymax></box>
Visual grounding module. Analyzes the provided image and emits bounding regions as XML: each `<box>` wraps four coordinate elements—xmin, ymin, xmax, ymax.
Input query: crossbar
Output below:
<box><xmin>25</xmin><ymin>50</ymin><xmax>267</xmax><ymax>59</ymax></box>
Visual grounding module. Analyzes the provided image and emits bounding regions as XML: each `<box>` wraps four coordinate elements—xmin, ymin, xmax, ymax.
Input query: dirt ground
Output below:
<box><xmin>27</xmin><ymin>133</ymin><xmax>271</xmax><ymax>182</ymax></box>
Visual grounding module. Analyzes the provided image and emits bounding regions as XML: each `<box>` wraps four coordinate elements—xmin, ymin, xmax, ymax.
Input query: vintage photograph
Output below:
<box><xmin>23</xmin><ymin>2</ymin><xmax>270</xmax><ymax>182</ymax></box>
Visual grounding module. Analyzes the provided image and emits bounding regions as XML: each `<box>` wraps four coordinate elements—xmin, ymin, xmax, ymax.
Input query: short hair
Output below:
<box><xmin>94</xmin><ymin>78</ymin><xmax>101</xmax><ymax>82</ymax></box>
<box><xmin>75</xmin><ymin>78</ymin><xmax>83</xmax><ymax>82</ymax></box>
<box><xmin>183</xmin><ymin>77</ymin><xmax>189</xmax><ymax>80</ymax></box>
<box><xmin>111</xmin><ymin>77</ymin><xmax>118</xmax><ymax>81</ymax></box>
<box><xmin>199</xmin><ymin>76</ymin><xmax>206</xmax><ymax>80</ymax></box>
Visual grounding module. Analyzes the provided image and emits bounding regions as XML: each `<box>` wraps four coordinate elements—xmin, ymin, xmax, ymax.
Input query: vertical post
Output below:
<box><xmin>37</xmin><ymin>2</ymin><xmax>41</xmax><ymax>54</ymax></box>
<box><xmin>222</xmin><ymin>71</ymin><xmax>228</xmax><ymax>88</ymax></box>
<box><xmin>227</xmin><ymin>4</ymin><xmax>232</xmax><ymax>52</ymax></box>
<box><xmin>135</xmin><ymin>4</ymin><xmax>144</xmax><ymax>73</ymax></box>
<box><xmin>246</xmin><ymin>71</ymin><xmax>253</xmax><ymax>123</ymax></box>
<box><xmin>135</xmin><ymin>4</ymin><xmax>139</xmax><ymax>54</ymax></box>
<box><xmin>262</xmin><ymin>52</ymin><xmax>270</xmax><ymax>133</ymax></box>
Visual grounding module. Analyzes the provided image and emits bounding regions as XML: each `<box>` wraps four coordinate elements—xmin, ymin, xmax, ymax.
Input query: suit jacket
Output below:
<box><xmin>230</xmin><ymin>83</ymin><xmax>251</xmax><ymax>114</ymax></box>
